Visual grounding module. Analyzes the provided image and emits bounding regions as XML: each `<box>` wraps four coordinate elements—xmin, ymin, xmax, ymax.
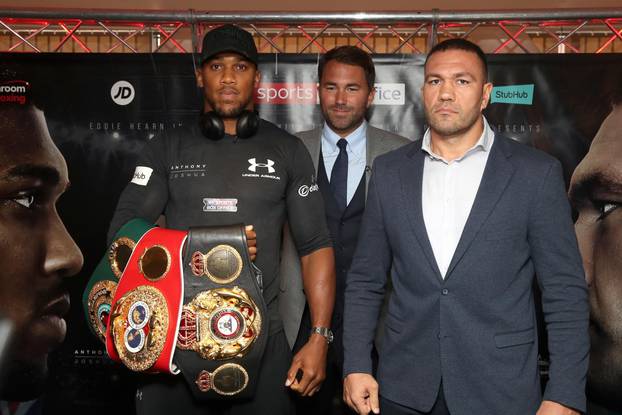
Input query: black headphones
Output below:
<box><xmin>199</xmin><ymin>110</ymin><xmax>260</xmax><ymax>140</ymax></box>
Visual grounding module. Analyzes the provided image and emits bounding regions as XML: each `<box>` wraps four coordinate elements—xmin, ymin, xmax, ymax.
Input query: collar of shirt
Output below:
<box><xmin>321</xmin><ymin>120</ymin><xmax>367</xmax><ymax>161</ymax></box>
<box><xmin>421</xmin><ymin>116</ymin><xmax>494</xmax><ymax>163</ymax></box>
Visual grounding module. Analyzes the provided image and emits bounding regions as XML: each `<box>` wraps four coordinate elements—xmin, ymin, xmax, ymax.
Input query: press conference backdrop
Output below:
<box><xmin>2</xmin><ymin>53</ymin><xmax>621</xmax><ymax>414</ymax></box>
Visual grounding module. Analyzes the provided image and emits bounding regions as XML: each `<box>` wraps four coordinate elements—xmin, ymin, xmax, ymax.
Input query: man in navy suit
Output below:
<box><xmin>342</xmin><ymin>39</ymin><xmax>589</xmax><ymax>415</ymax></box>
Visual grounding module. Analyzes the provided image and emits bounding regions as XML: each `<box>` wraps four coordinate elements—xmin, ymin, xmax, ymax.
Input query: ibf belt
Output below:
<box><xmin>105</xmin><ymin>227</ymin><xmax>187</xmax><ymax>374</ymax></box>
<box><xmin>174</xmin><ymin>225</ymin><xmax>268</xmax><ymax>400</ymax></box>
<box><xmin>83</xmin><ymin>219</ymin><xmax>155</xmax><ymax>343</ymax></box>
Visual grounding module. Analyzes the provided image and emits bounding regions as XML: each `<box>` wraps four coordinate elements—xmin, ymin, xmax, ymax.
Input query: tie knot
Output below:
<box><xmin>337</xmin><ymin>138</ymin><xmax>348</xmax><ymax>151</ymax></box>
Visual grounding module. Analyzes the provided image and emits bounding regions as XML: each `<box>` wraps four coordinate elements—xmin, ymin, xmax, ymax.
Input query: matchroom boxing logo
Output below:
<box><xmin>0</xmin><ymin>80</ymin><xmax>29</xmax><ymax>105</ymax></box>
<box><xmin>111</xmin><ymin>80</ymin><xmax>135</xmax><ymax>106</ymax></box>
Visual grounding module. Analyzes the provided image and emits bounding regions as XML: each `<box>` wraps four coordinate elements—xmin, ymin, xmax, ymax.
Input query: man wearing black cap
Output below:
<box><xmin>107</xmin><ymin>24</ymin><xmax>335</xmax><ymax>415</ymax></box>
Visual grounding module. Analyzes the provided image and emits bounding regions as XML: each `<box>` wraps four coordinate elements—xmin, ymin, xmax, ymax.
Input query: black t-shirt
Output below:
<box><xmin>109</xmin><ymin>119</ymin><xmax>331</xmax><ymax>334</ymax></box>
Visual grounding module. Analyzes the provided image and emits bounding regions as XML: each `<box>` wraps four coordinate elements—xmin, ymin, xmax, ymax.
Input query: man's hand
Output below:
<box><xmin>285</xmin><ymin>334</ymin><xmax>328</xmax><ymax>396</ymax></box>
<box><xmin>344</xmin><ymin>373</ymin><xmax>380</xmax><ymax>414</ymax></box>
<box><xmin>536</xmin><ymin>400</ymin><xmax>580</xmax><ymax>415</ymax></box>
<box><xmin>245</xmin><ymin>225</ymin><xmax>257</xmax><ymax>261</ymax></box>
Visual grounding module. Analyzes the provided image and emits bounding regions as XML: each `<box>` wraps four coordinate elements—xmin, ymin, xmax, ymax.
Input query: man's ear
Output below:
<box><xmin>481</xmin><ymin>82</ymin><xmax>493</xmax><ymax>110</ymax></box>
<box><xmin>196</xmin><ymin>69</ymin><xmax>204</xmax><ymax>88</ymax></box>
<box><xmin>254</xmin><ymin>69</ymin><xmax>261</xmax><ymax>89</ymax></box>
<box><xmin>366</xmin><ymin>86</ymin><xmax>376</xmax><ymax>109</ymax></box>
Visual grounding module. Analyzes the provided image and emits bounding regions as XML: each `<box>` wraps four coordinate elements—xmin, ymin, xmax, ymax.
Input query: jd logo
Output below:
<box><xmin>111</xmin><ymin>80</ymin><xmax>135</xmax><ymax>106</ymax></box>
<box><xmin>248</xmin><ymin>158</ymin><xmax>276</xmax><ymax>173</ymax></box>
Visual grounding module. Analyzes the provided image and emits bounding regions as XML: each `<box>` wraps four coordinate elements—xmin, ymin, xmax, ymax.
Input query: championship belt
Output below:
<box><xmin>174</xmin><ymin>225</ymin><xmax>268</xmax><ymax>400</ymax></box>
<box><xmin>82</xmin><ymin>219</ymin><xmax>155</xmax><ymax>343</ymax></box>
<box><xmin>105</xmin><ymin>227</ymin><xmax>187</xmax><ymax>374</ymax></box>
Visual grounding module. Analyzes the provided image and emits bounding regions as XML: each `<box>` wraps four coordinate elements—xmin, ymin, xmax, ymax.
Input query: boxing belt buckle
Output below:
<box><xmin>177</xmin><ymin>287</ymin><xmax>262</xmax><ymax>360</ymax></box>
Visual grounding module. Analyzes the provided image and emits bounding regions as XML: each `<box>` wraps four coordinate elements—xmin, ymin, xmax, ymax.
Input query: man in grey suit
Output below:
<box><xmin>343</xmin><ymin>39</ymin><xmax>589</xmax><ymax>415</ymax></box>
<box><xmin>292</xmin><ymin>45</ymin><xmax>410</xmax><ymax>414</ymax></box>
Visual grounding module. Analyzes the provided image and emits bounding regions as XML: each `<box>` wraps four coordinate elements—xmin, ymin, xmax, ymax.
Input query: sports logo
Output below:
<box><xmin>255</xmin><ymin>83</ymin><xmax>318</xmax><ymax>105</ymax></box>
<box><xmin>374</xmin><ymin>83</ymin><xmax>406</xmax><ymax>106</ymax></box>
<box><xmin>111</xmin><ymin>80</ymin><xmax>135</xmax><ymax>106</ymax></box>
<box><xmin>247</xmin><ymin>158</ymin><xmax>275</xmax><ymax>174</ymax></box>
<box><xmin>131</xmin><ymin>166</ymin><xmax>153</xmax><ymax>186</ymax></box>
<box><xmin>203</xmin><ymin>198</ymin><xmax>238</xmax><ymax>213</ymax></box>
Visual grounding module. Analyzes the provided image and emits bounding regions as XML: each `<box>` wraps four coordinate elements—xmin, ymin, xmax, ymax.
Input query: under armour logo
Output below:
<box><xmin>248</xmin><ymin>158</ymin><xmax>275</xmax><ymax>173</ymax></box>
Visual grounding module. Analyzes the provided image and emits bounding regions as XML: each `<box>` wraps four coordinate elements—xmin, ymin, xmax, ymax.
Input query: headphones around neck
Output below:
<box><xmin>199</xmin><ymin>110</ymin><xmax>260</xmax><ymax>141</ymax></box>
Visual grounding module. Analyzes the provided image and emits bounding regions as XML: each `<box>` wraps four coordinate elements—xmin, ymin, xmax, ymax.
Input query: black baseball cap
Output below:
<box><xmin>200</xmin><ymin>24</ymin><xmax>258</xmax><ymax>65</ymax></box>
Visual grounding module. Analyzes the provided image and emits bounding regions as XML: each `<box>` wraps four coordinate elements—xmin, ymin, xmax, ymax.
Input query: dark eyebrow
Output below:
<box><xmin>425</xmin><ymin>71</ymin><xmax>476</xmax><ymax>80</ymax></box>
<box><xmin>2</xmin><ymin>164</ymin><xmax>60</xmax><ymax>185</ymax></box>
<box><xmin>569</xmin><ymin>170</ymin><xmax>622</xmax><ymax>205</ymax></box>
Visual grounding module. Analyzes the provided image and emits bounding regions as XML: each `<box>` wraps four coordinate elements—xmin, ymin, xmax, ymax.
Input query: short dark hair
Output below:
<box><xmin>318</xmin><ymin>45</ymin><xmax>375</xmax><ymax>90</ymax></box>
<box><xmin>425</xmin><ymin>38</ymin><xmax>488</xmax><ymax>81</ymax></box>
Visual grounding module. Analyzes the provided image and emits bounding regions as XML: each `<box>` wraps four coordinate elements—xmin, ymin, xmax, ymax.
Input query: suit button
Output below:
<box><xmin>437</xmin><ymin>333</ymin><xmax>441</xmax><ymax>339</ymax></box>
<box><xmin>340</xmin><ymin>221</ymin><xmax>345</xmax><ymax>226</ymax></box>
<box><xmin>441</xmin><ymin>288</ymin><xmax>449</xmax><ymax>295</ymax></box>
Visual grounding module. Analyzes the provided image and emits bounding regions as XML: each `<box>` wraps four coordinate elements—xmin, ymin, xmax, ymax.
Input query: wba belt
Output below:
<box><xmin>174</xmin><ymin>225</ymin><xmax>267</xmax><ymax>400</ymax></box>
<box><xmin>86</xmin><ymin>221</ymin><xmax>268</xmax><ymax>400</ymax></box>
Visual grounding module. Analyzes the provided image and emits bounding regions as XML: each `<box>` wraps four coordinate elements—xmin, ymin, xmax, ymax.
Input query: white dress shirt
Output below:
<box><xmin>322</xmin><ymin>121</ymin><xmax>367</xmax><ymax>206</ymax></box>
<box><xmin>421</xmin><ymin>117</ymin><xmax>495</xmax><ymax>278</ymax></box>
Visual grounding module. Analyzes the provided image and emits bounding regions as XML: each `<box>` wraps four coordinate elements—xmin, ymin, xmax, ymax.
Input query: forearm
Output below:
<box><xmin>300</xmin><ymin>247</ymin><xmax>335</xmax><ymax>329</ymax></box>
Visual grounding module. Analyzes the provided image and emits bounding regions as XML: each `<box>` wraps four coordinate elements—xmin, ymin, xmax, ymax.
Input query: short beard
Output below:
<box><xmin>205</xmin><ymin>96</ymin><xmax>251</xmax><ymax>119</ymax></box>
<box><xmin>0</xmin><ymin>357</ymin><xmax>47</xmax><ymax>401</ymax></box>
<box><xmin>425</xmin><ymin>107</ymin><xmax>481</xmax><ymax>138</ymax></box>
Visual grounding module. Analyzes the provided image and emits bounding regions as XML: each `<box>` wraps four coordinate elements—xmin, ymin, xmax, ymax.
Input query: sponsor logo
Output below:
<box><xmin>298</xmin><ymin>183</ymin><xmax>319</xmax><ymax>197</ymax></box>
<box><xmin>491</xmin><ymin>84</ymin><xmax>535</xmax><ymax>105</ymax></box>
<box><xmin>111</xmin><ymin>80</ymin><xmax>135</xmax><ymax>106</ymax></box>
<box><xmin>170</xmin><ymin>163</ymin><xmax>207</xmax><ymax>179</ymax></box>
<box><xmin>247</xmin><ymin>158</ymin><xmax>275</xmax><ymax>174</ymax></box>
<box><xmin>0</xmin><ymin>80</ymin><xmax>29</xmax><ymax>105</ymax></box>
<box><xmin>131</xmin><ymin>166</ymin><xmax>153</xmax><ymax>186</ymax></box>
<box><xmin>255</xmin><ymin>83</ymin><xmax>318</xmax><ymax>105</ymax></box>
<box><xmin>254</xmin><ymin>82</ymin><xmax>405</xmax><ymax>106</ymax></box>
<box><xmin>373</xmin><ymin>83</ymin><xmax>405</xmax><ymax>106</ymax></box>
<box><xmin>242</xmin><ymin>158</ymin><xmax>280</xmax><ymax>180</ymax></box>
<box><xmin>203</xmin><ymin>198</ymin><xmax>238</xmax><ymax>213</ymax></box>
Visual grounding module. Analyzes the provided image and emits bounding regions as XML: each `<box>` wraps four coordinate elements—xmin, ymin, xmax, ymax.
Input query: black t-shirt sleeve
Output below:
<box><xmin>107</xmin><ymin>137</ymin><xmax>169</xmax><ymax>243</ymax></box>
<box><xmin>285</xmin><ymin>139</ymin><xmax>332</xmax><ymax>256</ymax></box>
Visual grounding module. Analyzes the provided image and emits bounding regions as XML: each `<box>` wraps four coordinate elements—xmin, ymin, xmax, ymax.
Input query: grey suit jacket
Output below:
<box><xmin>278</xmin><ymin>124</ymin><xmax>410</xmax><ymax>347</ymax></box>
<box><xmin>343</xmin><ymin>135</ymin><xmax>589</xmax><ymax>414</ymax></box>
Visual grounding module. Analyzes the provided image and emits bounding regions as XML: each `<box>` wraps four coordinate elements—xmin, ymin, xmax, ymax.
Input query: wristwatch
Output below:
<box><xmin>310</xmin><ymin>327</ymin><xmax>334</xmax><ymax>344</ymax></box>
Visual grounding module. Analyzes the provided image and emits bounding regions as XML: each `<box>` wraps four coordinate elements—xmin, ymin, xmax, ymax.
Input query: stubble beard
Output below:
<box><xmin>205</xmin><ymin>94</ymin><xmax>252</xmax><ymax>119</ymax></box>
<box><xmin>325</xmin><ymin>105</ymin><xmax>365</xmax><ymax>136</ymax></box>
<box><xmin>425</xmin><ymin>106</ymin><xmax>482</xmax><ymax>139</ymax></box>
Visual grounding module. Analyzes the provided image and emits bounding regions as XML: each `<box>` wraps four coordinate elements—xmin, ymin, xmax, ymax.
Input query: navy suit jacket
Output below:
<box><xmin>343</xmin><ymin>134</ymin><xmax>589</xmax><ymax>415</ymax></box>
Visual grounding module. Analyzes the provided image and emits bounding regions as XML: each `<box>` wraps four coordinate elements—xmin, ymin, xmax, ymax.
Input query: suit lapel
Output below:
<box><xmin>365</xmin><ymin>126</ymin><xmax>377</xmax><ymax>195</ymax></box>
<box><xmin>444</xmin><ymin>135</ymin><xmax>515</xmax><ymax>280</ymax></box>
<box><xmin>400</xmin><ymin>145</ymin><xmax>443</xmax><ymax>281</ymax></box>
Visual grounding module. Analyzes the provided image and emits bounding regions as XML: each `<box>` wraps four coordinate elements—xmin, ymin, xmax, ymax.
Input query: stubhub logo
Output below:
<box><xmin>255</xmin><ymin>82</ymin><xmax>406</xmax><ymax>106</ymax></box>
<box><xmin>491</xmin><ymin>84</ymin><xmax>535</xmax><ymax>105</ymax></box>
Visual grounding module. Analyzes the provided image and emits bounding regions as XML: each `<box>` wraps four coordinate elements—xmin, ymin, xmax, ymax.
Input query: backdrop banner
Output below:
<box><xmin>3</xmin><ymin>53</ymin><xmax>622</xmax><ymax>414</ymax></box>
